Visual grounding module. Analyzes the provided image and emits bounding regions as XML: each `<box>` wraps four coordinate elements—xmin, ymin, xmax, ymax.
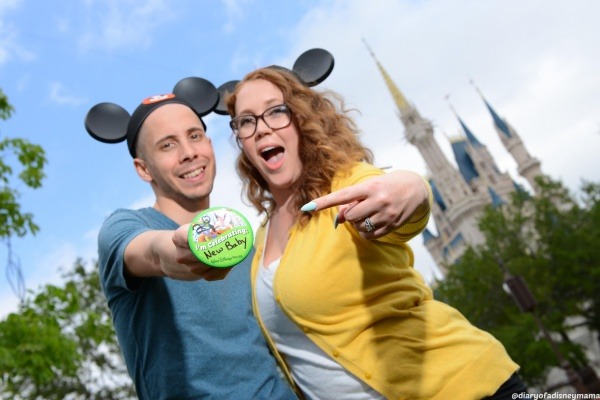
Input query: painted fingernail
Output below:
<box><xmin>333</xmin><ymin>214</ymin><xmax>339</xmax><ymax>229</ymax></box>
<box><xmin>300</xmin><ymin>201</ymin><xmax>317</xmax><ymax>212</ymax></box>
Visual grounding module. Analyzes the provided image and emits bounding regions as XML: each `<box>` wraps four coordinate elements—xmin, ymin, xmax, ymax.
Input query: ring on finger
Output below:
<box><xmin>365</xmin><ymin>217</ymin><xmax>375</xmax><ymax>232</ymax></box>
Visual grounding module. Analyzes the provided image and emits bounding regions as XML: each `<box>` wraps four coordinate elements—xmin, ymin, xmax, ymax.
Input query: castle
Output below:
<box><xmin>364</xmin><ymin>44</ymin><xmax>544</xmax><ymax>275</ymax></box>
<box><xmin>365</xmin><ymin>46</ymin><xmax>600</xmax><ymax>392</ymax></box>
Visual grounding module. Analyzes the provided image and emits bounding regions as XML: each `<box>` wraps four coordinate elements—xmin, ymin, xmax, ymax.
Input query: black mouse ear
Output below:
<box><xmin>172</xmin><ymin>77</ymin><xmax>219</xmax><ymax>117</ymax></box>
<box><xmin>292</xmin><ymin>48</ymin><xmax>334</xmax><ymax>87</ymax></box>
<box><xmin>85</xmin><ymin>102</ymin><xmax>130</xmax><ymax>143</ymax></box>
<box><xmin>214</xmin><ymin>80</ymin><xmax>240</xmax><ymax>115</ymax></box>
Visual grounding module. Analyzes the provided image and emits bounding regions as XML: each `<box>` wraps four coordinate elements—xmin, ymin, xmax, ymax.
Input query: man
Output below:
<box><xmin>94</xmin><ymin>90</ymin><xmax>431</xmax><ymax>399</ymax></box>
<box><xmin>97</xmin><ymin>96</ymin><xmax>298</xmax><ymax>399</ymax></box>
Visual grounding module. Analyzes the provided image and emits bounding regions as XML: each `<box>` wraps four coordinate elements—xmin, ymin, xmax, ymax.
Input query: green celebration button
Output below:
<box><xmin>188</xmin><ymin>207</ymin><xmax>254</xmax><ymax>268</ymax></box>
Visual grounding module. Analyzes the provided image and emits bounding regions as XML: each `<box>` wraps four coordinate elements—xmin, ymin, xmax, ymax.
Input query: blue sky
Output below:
<box><xmin>1</xmin><ymin>0</ymin><xmax>599</xmax><ymax>316</ymax></box>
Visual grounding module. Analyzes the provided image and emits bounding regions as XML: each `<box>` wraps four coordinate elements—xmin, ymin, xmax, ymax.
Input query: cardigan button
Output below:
<box><xmin>332</xmin><ymin>350</ymin><xmax>340</xmax><ymax>357</ymax></box>
<box><xmin>365</xmin><ymin>372</ymin><xmax>372</xmax><ymax>379</ymax></box>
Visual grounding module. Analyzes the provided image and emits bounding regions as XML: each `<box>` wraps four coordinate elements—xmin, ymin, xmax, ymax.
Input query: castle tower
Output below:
<box><xmin>364</xmin><ymin>42</ymin><xmax>489</xmax><ymax>272</ymax></box>
<box><xmin>448</xmin><ymin>105</ymin><xmax>516</xmax><ymax>202</ymax></box>
<box><xmin>473</xmin><ymin>83</ymin><xmax>544</xmax><ymax>192</ymax></box>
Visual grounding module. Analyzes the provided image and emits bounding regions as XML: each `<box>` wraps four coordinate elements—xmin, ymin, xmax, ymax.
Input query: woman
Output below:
<box><xmin>226</xmin><ymin>67</ymin><xmax>526</xmax><ymax>399</ymax></box>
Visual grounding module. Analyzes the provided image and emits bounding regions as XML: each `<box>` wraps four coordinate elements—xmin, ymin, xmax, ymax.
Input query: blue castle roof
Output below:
<box><xmin>483</xmin><ymin>99</ymin><xmax>512</xmax><ymax>138</ymax></box>
<box><xmin>422</xmin><ymin>227</ymin><xmax>436</xmax><ymax>244</ymax></box>
<box><xmin>429</xmin><ymin>179</ymin><xmax>447</xmax><ymax>211</ymax></box>
<box><xmin>451</xmin><ymin>139</ymin><xmax>479</xmax><ymax>184</ymax></box>
<box><xmin>487</xmin><ymin>186</ymin><xmax>505</xmax><ymax>207</ymax></box>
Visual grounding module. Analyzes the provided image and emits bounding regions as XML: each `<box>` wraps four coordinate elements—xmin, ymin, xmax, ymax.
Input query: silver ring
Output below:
<box><xmin>364</xmin><ymin>217</ymin><xmax>375</xmax><ymax>232</ymax></box>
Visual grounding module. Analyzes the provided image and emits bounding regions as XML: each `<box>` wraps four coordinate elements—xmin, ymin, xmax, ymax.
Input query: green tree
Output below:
<box><xmin>0</xmin><ymin>259</ymin><xmax>136</xmax><ymax>399</ymax></box>
<box><xmin>1</xmin><ymin>88</ymin><xmax>47</xmax><ymax>299</ymax></box>
<box><xmin>434</xmin><ymin>177</ymin><xmax>600</xmax><ymax>387</ymax></box>
<box><xmin>0</xmin><ymin>88</ymin><xmax>46</xmax><ymax>237</ymax></box>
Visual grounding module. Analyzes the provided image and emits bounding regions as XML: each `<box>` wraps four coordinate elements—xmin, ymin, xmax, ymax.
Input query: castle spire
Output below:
<box><xmin>471</xmin><ymin>80</ymin><xmax>511</xmax><ymax>138</ymax></box>
<box><xmin>363</xmin><ymin>41</ymin><xmax>468</xmax><ymax>189</ymax></box>
<box><xmin>446</xmin><ymin>96</ymin><xmax>516</xmax><ymax>201</ymax></box>
<box><xmin>446</xmin><ymin>95</ymin><xmax>482</xmax><ymax>147</ymax></box>
<box><xmin>470</xmin><ymin>80</ymin><xmax>544</xmax><ymax>192</ymax></box>
<box><xmin>363</xmin><ymin>39</ymin><xmax>410</xmax><ymax>113</ymax></box>
<box><xmin>365</xmin><ymin>43</ymin><xmax>491</xmax><ymax>271</ymax></box>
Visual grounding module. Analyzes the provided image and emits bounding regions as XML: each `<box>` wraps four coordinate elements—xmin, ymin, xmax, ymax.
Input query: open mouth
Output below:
<box><xmin>261</xmin><ymin>146</ymin><xmax>284</xmax><ymax>164</ymax></box>
<box><xmin>182</xmin><ymin>167</ymin><xmax>205</xmax><ymax>179</ymax></box>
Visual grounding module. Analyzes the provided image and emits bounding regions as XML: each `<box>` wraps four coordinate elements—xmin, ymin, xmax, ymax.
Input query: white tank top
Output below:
<box><xmin>255</xmin><ymin>255</ymin><xmax>385</xmax><ymax>399</ymax></box>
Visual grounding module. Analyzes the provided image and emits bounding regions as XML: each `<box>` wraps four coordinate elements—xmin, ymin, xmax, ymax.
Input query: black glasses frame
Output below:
<box><xmin>230</xmin><ymin>104</ymin><xmax>292</xmax><ymax>139</ymax></box>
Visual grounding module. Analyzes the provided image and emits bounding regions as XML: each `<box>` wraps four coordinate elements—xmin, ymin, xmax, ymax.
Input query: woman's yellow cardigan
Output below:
<box><xmin>251</xmin><ymin>163</ymin><xmax>518</xmax><ymax>400</ymax></box>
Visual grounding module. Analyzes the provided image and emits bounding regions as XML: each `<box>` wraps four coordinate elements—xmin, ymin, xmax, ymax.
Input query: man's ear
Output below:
<box><xmin>133</xmin><ymin>158</ymin><xmax>153</xmax><ymax>183</ymax></box>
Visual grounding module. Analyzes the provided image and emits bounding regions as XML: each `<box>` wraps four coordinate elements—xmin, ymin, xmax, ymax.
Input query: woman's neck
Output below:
<box><xmin>271</xmin><ymin>187</ymin><xmax>295</xmax><ymax>215</ymax></box>
<box><xmin>264</xmin><ymin>189</ymin><xmax>297</xmax><ymax>267</ymax></box>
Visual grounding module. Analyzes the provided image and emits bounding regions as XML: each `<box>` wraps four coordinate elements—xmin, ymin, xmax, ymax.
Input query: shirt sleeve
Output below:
<box><xmin>389</xmin><ymin>175</ymin><xmax>432</xmax><ymax>242</ymax></box>
<box><xmin>97</xmin><ymin>209</ymin><xmax>151</xmax><ymax>298</ymax></box>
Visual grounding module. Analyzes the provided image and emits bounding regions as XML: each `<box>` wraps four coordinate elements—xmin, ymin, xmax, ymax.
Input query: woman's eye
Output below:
<box><xmin>238</xmin><ymin>116</ymin><xmax>255</xmax><ymax>127</ymax></box>
<box><xmin>267</xmin><ymin>106</ymin><xmax>287</xmax><ymax>117</ymax></box>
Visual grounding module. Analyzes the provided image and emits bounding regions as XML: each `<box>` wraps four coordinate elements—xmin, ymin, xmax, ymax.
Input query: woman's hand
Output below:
<box><xmin>300</xmin><ymin>170</ymin><xmax>430</xmax><ymax>239</ymax></box>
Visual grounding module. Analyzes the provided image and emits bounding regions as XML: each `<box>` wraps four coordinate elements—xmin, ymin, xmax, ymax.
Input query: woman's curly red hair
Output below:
<box><xmin>226</xmin><ymin>67</ymin><xmax>373</xmax><ymax>226</ymax></box>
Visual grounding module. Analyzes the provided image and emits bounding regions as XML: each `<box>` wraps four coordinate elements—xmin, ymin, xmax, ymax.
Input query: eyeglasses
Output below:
<box><xmin>230</xmin><ymin>104</ymin><xmax>292</xmax><ymax>139</ymax></box>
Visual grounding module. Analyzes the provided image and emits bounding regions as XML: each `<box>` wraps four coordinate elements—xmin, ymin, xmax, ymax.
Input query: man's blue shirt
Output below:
<box><xmin>98</xmin><ymin>207</ymin><xmax>296</xmax><ymax>399</ymax></box>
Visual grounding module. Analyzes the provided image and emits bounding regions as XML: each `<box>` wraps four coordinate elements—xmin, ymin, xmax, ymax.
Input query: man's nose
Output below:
<box><xmin>179</xmin><ymin>140</ymin><xmax>197</xmax><ymax>162</ymax></box>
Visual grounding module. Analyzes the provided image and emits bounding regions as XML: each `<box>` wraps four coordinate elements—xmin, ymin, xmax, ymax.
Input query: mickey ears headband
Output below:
<box><xmin>213</xmin><ymin>48</ymin><xmax>335</xmax><ymax>115</ymax></box>
<box><xmin>85</xmin><ymin>77</ymin><xmax>219</xmax><ymax>157</ymax></box>
<box><xmin>84</xmin><ymin>48</ymin><xmax>334</xmax><ymax>156</ymax></box>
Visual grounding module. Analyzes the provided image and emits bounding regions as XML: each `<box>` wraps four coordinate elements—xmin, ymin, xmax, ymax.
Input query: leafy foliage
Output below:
<box><xmin>0</xmin><ymin>89</ymin><xmax>47</xmax><ymax>238</ymax></box>
<box><xmin>0</xmin><ymin>89</ymin><xmax>133</xmax><ymax>398</ymax></box>
<box><xmin>1</xmin><ymin>88</ymin><xmax>48</xmax><ymax>300</ymax></box>
<box><xmin>0</xmin><ymin>90</ymin><xmax>13</xmax><ymax>121</ymax></box>
<box><xmin>0</xmin><ymin>259</ymin><xmax>136</xmax><ymax>399</ymax></box>
<box><xmin>434</xmin><ymin>177</ymin><xmax>600</xmax><ymax>386</ymax></box>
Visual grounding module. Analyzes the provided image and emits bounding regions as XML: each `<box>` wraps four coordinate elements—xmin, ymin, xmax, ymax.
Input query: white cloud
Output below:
<box><xmin>48</xmin><ymin>81</ymin><xmax>86</xmax><ymax>106</ymax></box>
<box><xmin>77</xmin><ymin>0</ymin><xmax>176</xmax><ymax>52</ymax></box>
<box><xmin>0</xmin><ymin>239</ymin><xmax>87</xmax><ymax>318</ymax></box>
<box><xmin>128</xmin><ymin>193</ymin><xmax>155</xmax><ymax>210</ymax></box>
<box><xmin>0</xmin><ymin>3</ymin><xmax>35</xmax><ymax>66</ymax></box>
<box><xmin>4</xmin><ymin>0</ymin><xmax>599</xmax><ymax>315</ymax></box>
<box><xmin>220</xmin><ymin>0</ymin><xmax>249</xmax><ymax>34</ymax></box>
<box><xmin>0</xmin><ymin>0</ymin><xmax>21</xmax><ymax>13</ymax></box>
<box><xmin>55</xmin><ymin>16</ymin><xmax>70</xmax><ymax>34</ymax></box>
<box><xmin>265</xmin><ymin>0</ymin><xmax>600</xmax><ymax>280</ymax></box>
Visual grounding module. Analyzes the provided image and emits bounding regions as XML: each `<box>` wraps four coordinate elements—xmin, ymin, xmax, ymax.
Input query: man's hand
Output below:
<box><xmin>171</xmin><ymin>224</ymin><xmax>233</xmax><ymax>281</ymax></box>
<box><xmin>301</xmin><ymin>170</ymin><xmax>430</xmax><ymax>239</ymax></box>
<box><xmin>124</xmin><ymin>227</ymin><xmax>232</xmax><ymax>281</ymax></box>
